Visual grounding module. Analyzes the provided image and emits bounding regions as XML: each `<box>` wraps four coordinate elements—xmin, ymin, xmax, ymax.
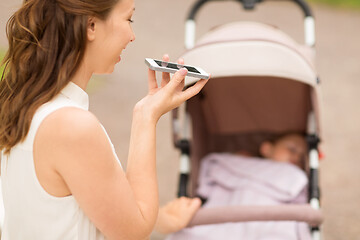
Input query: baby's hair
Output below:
<box><xmin>266</xmin><ymin>131</ymin><xmax>307</xmax><ymax>144</ymax></box>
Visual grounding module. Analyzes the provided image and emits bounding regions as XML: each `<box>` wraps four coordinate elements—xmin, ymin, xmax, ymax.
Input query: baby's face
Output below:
<box><xmin>270</xmin><ymin>135</ymin><xmax>307</xmax><ymax>169</ymax></box>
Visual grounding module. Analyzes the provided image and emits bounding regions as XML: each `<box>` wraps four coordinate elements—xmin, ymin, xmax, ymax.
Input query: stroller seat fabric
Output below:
<box><xmin>166</xmin><ymin>153</ymin><xmax>312</xmax><ymax>240</ymax></box>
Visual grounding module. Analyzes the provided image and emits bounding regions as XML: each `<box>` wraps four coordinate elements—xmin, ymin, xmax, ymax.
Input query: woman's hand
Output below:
<box><xmin>135</xmin><ymin>54</ymin><xmax>209</xmax><ymax>123</ymax></box>
<box><xmin>155</xmin><ymin>197</ymin><xmax>202</xmax><ymax>234</ymax></box>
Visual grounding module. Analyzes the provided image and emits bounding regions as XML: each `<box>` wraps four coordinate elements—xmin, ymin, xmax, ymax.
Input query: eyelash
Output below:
<box><xmin>128</xmin><ymin>19</ymin><xmax>134</xmax><ymax>23</ymax></box>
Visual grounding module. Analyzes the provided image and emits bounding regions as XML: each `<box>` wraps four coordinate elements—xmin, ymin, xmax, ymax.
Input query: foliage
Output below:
<box><xmin>309</xmin><ymin>0</ymin><xmax>360</xmax><ymax>9</ymax></box>
<box><xmin>0</xmin><ymin>49</ymin><xmax>6</xmax><ymax>80</ymax></box>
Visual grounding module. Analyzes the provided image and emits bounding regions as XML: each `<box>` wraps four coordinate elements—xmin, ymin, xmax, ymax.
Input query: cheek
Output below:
<box><xmin>112</xmin><ymin>22</ymin><xmax>128</xmax><ymax>42</ymax></box>
<box><xmin>100</xmin><ymin>24</ymin><xmax>123</xmax><ymax>49</ymax></box>
<box><xmin>90</xmin><ymin>44</ymin><xmax>117</xmax><ymax>73</ymax></box>
<box><xmin>273</xmin><ymin>149</ymin><xmax>291</xmax><ymax>162</ymax></box>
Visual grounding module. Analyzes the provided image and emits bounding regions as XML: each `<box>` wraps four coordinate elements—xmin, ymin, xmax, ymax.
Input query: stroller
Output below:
<box><xmin>170</xmin><ymin>0</ymin><xmax>323</xmax><ymax>239</ymax></box>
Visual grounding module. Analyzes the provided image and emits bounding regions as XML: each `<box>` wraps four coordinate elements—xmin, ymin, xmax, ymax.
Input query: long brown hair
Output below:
<box><xmin>0</xmin><ymin>0</ymin><xmax>119</xmax><ymax>154</ymax></box>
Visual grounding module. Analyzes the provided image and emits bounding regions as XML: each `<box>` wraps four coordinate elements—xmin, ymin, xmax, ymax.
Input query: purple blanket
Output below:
<box><xmin>166</xmin><ymin>153</ymin><xmax>311</xmax><ymax>240</ymax></box>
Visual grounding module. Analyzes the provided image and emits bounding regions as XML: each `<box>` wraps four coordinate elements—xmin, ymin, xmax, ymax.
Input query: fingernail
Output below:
<box><xmin>179</xmin><ymin>68</ymin><xmax>187</xmax><ymax>76</ymax></box>
<box><xmin>193</xmin><ymin>198</ymin><xmax>202</xmax><ymax>206</ymax></box>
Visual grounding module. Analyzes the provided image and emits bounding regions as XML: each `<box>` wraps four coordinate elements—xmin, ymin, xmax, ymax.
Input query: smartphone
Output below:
<box><xmin>145</xmin><ymin>58</ymin><xmax>209</xmax><ymax>79</ymax></box>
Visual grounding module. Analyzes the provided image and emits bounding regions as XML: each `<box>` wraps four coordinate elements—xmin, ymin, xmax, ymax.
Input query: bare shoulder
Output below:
<box><xmin>34</xmin><ymin>106</ymin><xmax>119</xmax><ymax>182</ymax></box>
<box><xmin>36</xmin><ymin>107</ymin><xmax>103</xmax><ymax>142</ymax></box>
<box><xmin>33</xmin><ymin>107</ymin><xmax>125</xmax><ymax>216</ymax></box>
<box><xmin>34</xmin><ymin>107</ymin><xmax>111</xmax><ymax>164</ymax></box>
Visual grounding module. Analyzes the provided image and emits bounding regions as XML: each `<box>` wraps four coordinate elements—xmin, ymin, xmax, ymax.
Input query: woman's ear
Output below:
<box><xmin>87</xmin><ymin>17</ymin><xmax>96</xmax><ymax>41</ymax></box>
<box><xmin>259</xmin><ymin>141</ymin><xmax>273</xmax><ymax>159</ymax></box>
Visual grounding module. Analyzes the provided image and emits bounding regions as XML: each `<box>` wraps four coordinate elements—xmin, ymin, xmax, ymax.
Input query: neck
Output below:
<box><xmin>70</xmin><ymin>60</ymin><xmax>93</xmax><ymax>91</ymax></box>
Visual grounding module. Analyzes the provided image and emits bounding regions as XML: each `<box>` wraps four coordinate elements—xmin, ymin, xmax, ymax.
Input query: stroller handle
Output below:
<box><xmin>185</xmin><ymin>0</ymin><xmax>315</xmax><ymax>49</ymax></box>
<box><xmin>187</xmin><ymin>204</ymin><xmax>324</xmax><ymax>227</ymax></box>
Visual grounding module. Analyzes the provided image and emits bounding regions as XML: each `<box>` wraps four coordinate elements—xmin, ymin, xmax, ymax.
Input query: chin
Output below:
<box><xmin>107</xmin><ymin>64</ymin><xmax>117</xmax><ymax>73</ymax></box>
<box><xmin>105</xmin><ymin>68</ymin><xmax>115</xmax><ymax>74</ymax></box>
<box><xmin>94</xmin><ymin>65</ymin><xmax>116</xmax><ymax>75</ymax></box>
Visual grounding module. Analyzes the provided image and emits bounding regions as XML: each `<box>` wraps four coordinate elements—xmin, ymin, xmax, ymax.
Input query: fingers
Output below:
<box><xmin>161</xmin><ymin>55</ymin><xmax>184</xmax><ymax>88</ymax></box>
<box><xmin>148</xmin><ymin>68</ymin><xmax>158</xmax><ymax>91</ymax></box>
<box><xmin>161</xmin><ymin>54</ymin><xmax>170</xmax><ymax>87</ymax></box>
<box><xmin>166</xmin><ymin>68</ymin><xmax>188</xmax><ymax>92</ymax></box>
<box><xmin>185</xmin><ymin>197</ymin><xmax>201</xmax><ymax>211</ymax></box>
<box><xmin>174</xmin><ymin>58</ymin><xmax>186</xmax><ymax>90</ymax></box>
<box><xmin>180</xmin><ymin>77</ymin><xmax>209</xmax><ymax>101</ymax></box>
<box><xmin>190</xmin><ymin>198</ymin><xmax>201</xmax><ymax>210</ymax></box>
<box><xmin>177</xmin><ymin>197</ymin><xmax>201</xmax><ymax>210</ymax></box>
<box><xmin>180</xmin><ymin>197</ymin><xmax>201</xmax><ymax>225</ymax></box>
<box><xmin>177</xmin><ymin>58</ymin><xmax>184</xmax><ymax>65</ymax></box>
<box><xmin>157</xmin><ymin>197</ymin><xmax>201</xmax><ymax>233</ymax></box>
<box><xmin>165</xmin><ymin>69</ymin><xmax>209</xmax><ymax>108</ymax></box>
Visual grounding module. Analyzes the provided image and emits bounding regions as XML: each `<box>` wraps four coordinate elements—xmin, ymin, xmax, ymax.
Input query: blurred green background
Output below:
<box><xmin>311</xmin><ymin>0</ymin><xmax>360</xmax><ymax>8</ymax></box>
<box><xmin>0</xmin><ymin>49</ymin><xmax>5</xmax><ymax>79</ymax></box>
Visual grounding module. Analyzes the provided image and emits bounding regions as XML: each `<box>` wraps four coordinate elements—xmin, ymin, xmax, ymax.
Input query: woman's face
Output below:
<box><xmin>86</xmin><ymin>0</ymin><xmax>136</xmax><ymax>74</ymax></box>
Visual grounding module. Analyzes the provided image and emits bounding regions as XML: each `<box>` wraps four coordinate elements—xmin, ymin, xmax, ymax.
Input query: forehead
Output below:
<box><xmin>111</xmin><ymin>0</ymin><xmax>135</xmax><ymax>15</ymax></box>
<box><xmin>277</xmin><ymin>135</ymin><xmax>307</xmax><ymax>148</ymax></box>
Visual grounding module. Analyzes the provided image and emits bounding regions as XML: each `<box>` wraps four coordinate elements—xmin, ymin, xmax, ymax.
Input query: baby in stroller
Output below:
<box><xmin>166</xmin><ymin>133</ymin><xmax>312</xmax><ymax>240</ymax></box>
<box><xmin>166</xmin><ymin>0</ymin><xmax>323</xmax><ymax>237</ymax></box>
<box><xmin>243</xmin><ymin>133</ymin><xmax>307</xmax><ymax>170</ymax></box>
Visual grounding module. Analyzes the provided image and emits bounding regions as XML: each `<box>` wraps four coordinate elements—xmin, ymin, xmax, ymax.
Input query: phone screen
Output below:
<box><xmin>154</xmin><ymin>60</ymin><xmax>200</xmax><ymax>74</ymax></box>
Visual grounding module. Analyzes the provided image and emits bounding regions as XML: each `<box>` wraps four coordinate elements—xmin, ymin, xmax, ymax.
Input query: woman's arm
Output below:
<box><xmin>35</xmin><ymin>108</ymin><xmax>150</xmax><ymax>240</ymax></box>
<box><xmin>34</xmin><ymin>58</ymin><xmax>208</xmax><ymax>240</ymax></box>
<box><xmin>125</xmin><ymin>56</ymin><xmax>208</xmax><ymax>237</ymax></box>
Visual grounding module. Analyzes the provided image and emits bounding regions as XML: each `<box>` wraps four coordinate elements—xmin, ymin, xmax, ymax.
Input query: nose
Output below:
<box><xmin>130</xmin><ymin>31</ymin><xmax>136</xmax><ymax>42</ymax></box>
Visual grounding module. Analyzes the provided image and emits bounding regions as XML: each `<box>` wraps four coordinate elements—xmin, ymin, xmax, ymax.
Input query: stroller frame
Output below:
<box><xmin>172</xmin><ymin>0</ymin><xmax>322</xmax><ymax>239</ymax></box>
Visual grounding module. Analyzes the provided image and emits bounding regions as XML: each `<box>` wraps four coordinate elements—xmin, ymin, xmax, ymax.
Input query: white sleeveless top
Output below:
<box><xmin>1</xmin><ymin>82</ymin><xmax>121</xmax><ymax>240</ymax></box>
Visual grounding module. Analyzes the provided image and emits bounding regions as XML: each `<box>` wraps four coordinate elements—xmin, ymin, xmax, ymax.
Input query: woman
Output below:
<box><xmin>0</xmin><ymin>0</ymin><xmax>207</xmax><ymax>239</ymax></box>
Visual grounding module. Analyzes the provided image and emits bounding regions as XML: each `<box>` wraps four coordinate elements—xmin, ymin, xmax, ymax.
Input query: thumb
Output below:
<box><xmin>188</xmin><ymin>198</ymin><xmax>201</xmax><ymax>213</ymax></box>
<box><xmin>167</xmin><ymin>68</ymin><xmax>187</xmax><ymax>91</ymax></box>
<box><xmin>183</xmin><ymin>198</ymin><xmax>201</xmax><ymax>227</ymax></box>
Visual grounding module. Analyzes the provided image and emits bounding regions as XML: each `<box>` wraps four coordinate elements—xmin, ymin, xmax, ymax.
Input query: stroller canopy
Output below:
<box><xmin>183</xmin><ymin>21</ymin><xmax>317</xmax><ymax>85</ymax></box>
<box><xmin>181</xmin><ymin>21</ymin><xmax>322</xmax><ymax>137</ymax></box>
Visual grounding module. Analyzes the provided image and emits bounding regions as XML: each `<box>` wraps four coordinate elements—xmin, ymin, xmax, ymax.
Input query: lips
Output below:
<box><xmin>116</xmin><ymin>56</ymin><xmax>121</xmax><ymax>63</ymax></box>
